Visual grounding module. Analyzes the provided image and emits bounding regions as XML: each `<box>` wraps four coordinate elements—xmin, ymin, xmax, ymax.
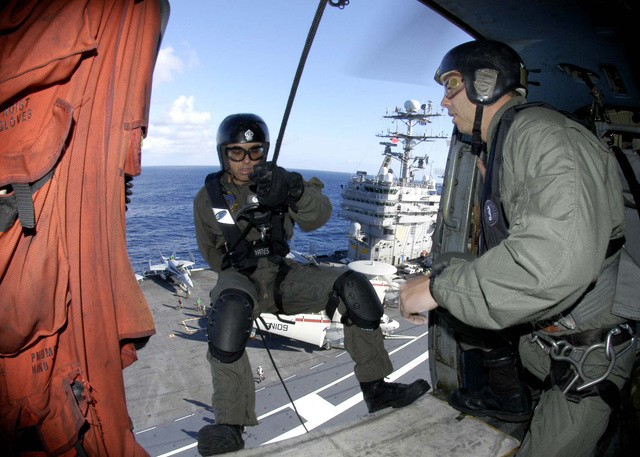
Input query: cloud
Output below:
<box><xmin>167</xmin><ymin>95</ymin><xmax>211</xmax><ymax>125</ymax></box>
<box><xmin>153</xmin><ymin>42</ymin><xmax>201</xmax><ymax>86</ymax></box>
<box><xmin>143</xmin><ymin>95</ymin><xmax>216</xmax><ymax>165</ymax></box>
<box><xmin>153</xmin><ymin>46</ymin><xmax>184</xmax><ymax>84</ymax></box>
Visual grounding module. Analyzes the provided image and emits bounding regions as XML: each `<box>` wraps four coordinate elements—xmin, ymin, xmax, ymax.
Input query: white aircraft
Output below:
<box><xmin>147</xmin><ymin>250</ymin><xmax>195</xmax><ymax>292</ymax></box>
<box><xmin>253</xmin><ymin>257</ymin><xmax>407</xmax><ymax>350</ymax></box>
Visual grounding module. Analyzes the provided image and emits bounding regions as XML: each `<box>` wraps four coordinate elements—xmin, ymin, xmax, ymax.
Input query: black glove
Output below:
<box><xmin>250</xmin><ymin>162</ymin><xmax>304</xmax><ymax>210</ymax></box>
<box><xmin>124</xmin><ymin>174</ymin><xmax>134</xmax><ymax>211</ymax></box>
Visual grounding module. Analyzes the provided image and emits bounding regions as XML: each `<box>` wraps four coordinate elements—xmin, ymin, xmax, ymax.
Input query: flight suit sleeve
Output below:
<box><xmin>289</xmin><ymin>176</ymin><xmax>332</xmax><ymax>232</ymax></box>
<box><xmin>193</xmin><ymin>186</ymin><xmax>225</xmax><ymax>272</ymax></box>
<box><xmin>432</xmin><ymin>109</ymin><xmax>624</xmax><ymax>329</ymax></box>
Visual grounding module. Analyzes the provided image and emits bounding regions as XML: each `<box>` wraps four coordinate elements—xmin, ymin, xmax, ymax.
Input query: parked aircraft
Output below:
<box><xmin>147</xmin><ymin>250</ymin><xmax>195</xmax><ymax>292</ymax></box>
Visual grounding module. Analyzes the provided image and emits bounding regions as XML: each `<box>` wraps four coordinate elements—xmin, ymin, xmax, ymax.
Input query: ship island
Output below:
<box><xmin>339</xmin><ymin>99</ymin><xmax>449</xmax><ymax>269</ymax></box>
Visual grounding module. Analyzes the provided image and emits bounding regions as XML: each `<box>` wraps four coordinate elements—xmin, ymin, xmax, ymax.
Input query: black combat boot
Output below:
<box><xmin>448</xmin><ymin>346</ymin><xmax>532</xmax><ymax>423</ymax></box>
<box><xmin>197</xmin><ymin>424</ymin><xmax>244</xmax><ymax>456</ymax></box>
<box><xmin>361</xmin><ymin>378</ymin><xmax>431</xmax><ymax>413</ymax></box>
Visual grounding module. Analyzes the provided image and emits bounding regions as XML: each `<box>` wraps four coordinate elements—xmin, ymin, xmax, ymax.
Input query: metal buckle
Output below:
<box><xmin>530</xmin><ymin>324</ymin><xmax>635</xmax><ymax>395</ymax></box>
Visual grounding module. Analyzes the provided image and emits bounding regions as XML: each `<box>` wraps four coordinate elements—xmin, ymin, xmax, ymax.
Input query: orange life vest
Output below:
<box><xmin>0</xmin><ymin>0</ymin><xmax>164</xmax><ymax>454</ymax></box>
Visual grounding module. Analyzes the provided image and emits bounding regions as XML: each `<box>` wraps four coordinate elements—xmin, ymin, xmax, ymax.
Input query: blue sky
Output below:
<box><xmin>144</xmin><ymin>0</ymin><xmax>471</xmax><ymax>174</ymax></box>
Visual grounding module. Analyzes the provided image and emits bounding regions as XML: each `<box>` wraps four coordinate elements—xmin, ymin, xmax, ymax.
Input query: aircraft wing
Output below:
<box><xmin>148</xmin><ymin>263</ymin><xmax>168</xmax><ymax>272</ymax></box>
<box><xmin>419</xmin><ymin>0</ymin><xmax>640</xmax><ymax>113</ymax></box>
<box><xmin>179</xmin><ymin>260</ymin><xmax>195</xmax><ymax>268</ymax></box>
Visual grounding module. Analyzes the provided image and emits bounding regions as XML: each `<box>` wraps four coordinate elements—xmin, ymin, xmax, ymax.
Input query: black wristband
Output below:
<box><xmin>429</xmin><ymin>265</ymin><xmax>446</xmax><ymax>300</ymax></box>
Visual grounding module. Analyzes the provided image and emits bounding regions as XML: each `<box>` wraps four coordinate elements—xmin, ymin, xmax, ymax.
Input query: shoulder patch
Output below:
<box><xmin>484</xmin><ymin>200</ymin><xmax>500</xmax><ymax>227</ymax></box>
<box><xmin>223</xmin><ymin>191</ymin><xmax>237</xmax><ymax>212</ymax></box>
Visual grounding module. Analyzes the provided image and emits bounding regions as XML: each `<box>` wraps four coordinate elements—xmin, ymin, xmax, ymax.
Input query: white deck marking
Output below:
<box><xmin>155</xmin><ymin>330</ymin><xmax>429</xmax><ymax>456</ymax></box>
<box><xmin>262</xmin><ymin>349</ymin><xmax>430</xmax><ymax>444</ymax></box>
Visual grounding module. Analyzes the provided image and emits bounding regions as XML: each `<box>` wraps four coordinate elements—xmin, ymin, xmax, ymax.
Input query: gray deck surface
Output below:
<box><xmin>124</xmin><ymin>268</ymin><xmax>519</xmax><ymax>456</ymax></box>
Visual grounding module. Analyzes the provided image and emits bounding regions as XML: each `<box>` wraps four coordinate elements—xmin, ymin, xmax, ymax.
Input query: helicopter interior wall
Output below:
<box><xmin>419</xmin><ymin>0</ymin><xmax>640</xmax><ymax>114</ymax></box>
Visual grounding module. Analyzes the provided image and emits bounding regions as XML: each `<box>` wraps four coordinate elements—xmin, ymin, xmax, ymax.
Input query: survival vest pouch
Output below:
<box><xmin>0</xmin><ymin>99</ymin><xmax>73</xmax><ymax>232</ymax></box>
<box><xmin>483</xmin><ymin>102</ymin><xmax>639</xmax><ymax>323</ymax></box>
<box><xmin>204</xmin><ymin>171</ymin><xmax>290</xmax><ymax>274</ymax></box>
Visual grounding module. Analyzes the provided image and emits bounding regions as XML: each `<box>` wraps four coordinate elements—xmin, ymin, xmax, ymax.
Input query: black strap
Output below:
<box><xmin>611</xmin><ymin>145</ymin><xmax>640</xmax><ymax>221</ymax></box>
<box><xmin>204</xmin><ymin>172</ymin><xmax>249</xmax><ymax>252</ymax></box>
<box><xmin>9</xmin><ymin>168</ymin><xmax>55</xmax><ymax>231</ymax></box>
<box><xmin>13</xmin><ymin>182</ymin><xmax>35</xmax><ymax>229</ymax></box>
<box><xmin>606</xmin><ymin>236</ymin><xmax>625</xmax><ymax>259</ymax></box>
<box><xmin>204</xmin><ymin>172</ymin><xmax>291</xmax><ymax>273</ymax></box>
<box><xmin>204</xmin><ymin>172</ymin><xmax>256</xmax><ymax>272</ymax></box>
<box><xmin>470</xmin><ymin>104</ymin><xmax>484</xmax><ymax>157</ymax></box>
<box><xmin>558</xmin><ymin>325</ymin><xmax>633</xmax><ymax>347</ymax></box>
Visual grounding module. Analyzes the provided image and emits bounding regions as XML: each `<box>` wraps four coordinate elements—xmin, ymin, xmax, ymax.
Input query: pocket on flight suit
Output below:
<box><xmin>0</xmin><ymin>98</ymin><xmax>74</xmax><ymax>356</ymax></box>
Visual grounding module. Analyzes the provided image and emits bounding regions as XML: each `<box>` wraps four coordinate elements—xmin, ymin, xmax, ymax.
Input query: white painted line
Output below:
<box><xmin>175</xmin><ymin>413</ymin><xmax>195</xmax><ymax>422</ymax></box>
<box><xmin>156</xmin><ymin>330</ymin><xmax>430</xmax><ymax>456</ymax></box>
<box><xmin>263</xmin><ymin>348</ymin><xmax>430</xmax><ymax>445</ymax></box>
<box><xmin>283</xmin><ymin>374</ymin><xmax>296</xmax><ymax>381</ymax></box>
<box><xmin>156</xmin><ymin>442</ymin><xmax>197</xmax><ymax>457</ymax></box>
<box><xmin>310</xmin><ymin>363</ymin><xmax>325</xmax><ymax>370</ymax></box>
<box><xmin>135</xmin><ymin>426</ymin><xmax>156</xmax><ymax>435</ymax></box>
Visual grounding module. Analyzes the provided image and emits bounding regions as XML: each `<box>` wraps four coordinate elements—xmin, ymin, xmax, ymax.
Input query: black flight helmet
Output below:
<box><xmin>434</xmin><ymin>40</ymin><xmax>528</xmax><ymax>105</ymax></box>
<box><xmin>216</xmin><ymin>113</ymin><xmax>270</xmax><ymax>171</ymax></box>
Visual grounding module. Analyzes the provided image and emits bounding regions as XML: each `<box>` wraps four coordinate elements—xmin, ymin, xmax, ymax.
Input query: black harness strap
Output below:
<box><xmin>481</xmin><ymin>102</ymin><xmax>557</xmax><ymax>253</ymax></box>
<box><xmin>611</xmin><ymin>145</ymin><xmax>640</xmax><ymax>222</ymax></box>
<box><xmin>204</xmin><ymin>171</ymin><xmax>292</xmax><ymax>277</ymax></box>
<box><xmin>204</xmin><ymin>171</ymin><xmax>259</xmax><ymax>274</ymax></box>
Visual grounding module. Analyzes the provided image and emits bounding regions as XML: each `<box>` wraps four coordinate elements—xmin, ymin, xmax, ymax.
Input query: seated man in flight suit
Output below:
<box><xmin>400</xmin><ymin>40</ymin><xmax>639</xmax><ymax>457</ymax></box>
<box><xmin>193</xmin><ymin>113</ymin><xmax>430</xmax><ymax>455</ymax></box>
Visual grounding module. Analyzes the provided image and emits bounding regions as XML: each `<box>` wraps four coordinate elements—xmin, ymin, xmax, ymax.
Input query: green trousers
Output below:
<box><xmin>517</xmin><ymin>328</ymin><xmax>635</xmax><ymax>457</ymax></box>
<box><xmin>207</xmin><ymin>260</ymin><xmax>393</xmax><ymax>426</ymax></box>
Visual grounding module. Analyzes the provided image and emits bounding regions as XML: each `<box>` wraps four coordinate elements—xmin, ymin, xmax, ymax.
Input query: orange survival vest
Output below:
<box><xmin>0</xmin><ymin>0</ymin><xmax>166</xmax><ymax>454</ymax></box>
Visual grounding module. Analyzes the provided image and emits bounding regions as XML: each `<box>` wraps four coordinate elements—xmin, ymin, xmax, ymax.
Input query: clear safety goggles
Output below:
<box><xmin>443</xmin><ymin>73</ymin><xmax>465</xmax><ymax>99</ymax></box>
<box><xmin>226</xmin><ymin>145</ymin><xmax>265</xmax><ymax>162</ymax></box>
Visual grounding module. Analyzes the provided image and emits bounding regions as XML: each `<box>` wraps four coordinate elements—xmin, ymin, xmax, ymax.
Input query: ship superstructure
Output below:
<box><xmin>340</xmin><ymin>100</ymin><xmax>448</xmax><ymax>266</ymax></box>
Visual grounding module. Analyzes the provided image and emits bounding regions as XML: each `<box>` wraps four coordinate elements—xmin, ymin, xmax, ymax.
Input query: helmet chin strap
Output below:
<box><xmin>471</xmin><ymin>104</ymin><xmax>484</xmax><ymax>156</ymax></box>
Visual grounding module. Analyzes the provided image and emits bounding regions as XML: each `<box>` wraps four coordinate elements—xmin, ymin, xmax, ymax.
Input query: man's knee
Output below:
<box><xmin>331</xmin><ymin>271</ymin><xmax>383</xmax><ymax>330</ymax></box>
<box><xmin>207</xmin><ymin>289</ymin><xmax>254</xmax><ymax>363</ymax></box>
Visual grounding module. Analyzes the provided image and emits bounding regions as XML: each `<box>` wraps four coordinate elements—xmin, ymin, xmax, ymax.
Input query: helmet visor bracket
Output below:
<box><xmin>225</xmin><ymin>145</ymin><xmax>266</xmax><ymax>162</ymax></box>
<box><xmin>443</xmin><ymin>72</ymin><xmax>465</xmax><ymax>99</ymax></box>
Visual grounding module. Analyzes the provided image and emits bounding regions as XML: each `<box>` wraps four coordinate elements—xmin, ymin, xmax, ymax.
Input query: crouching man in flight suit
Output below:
<box><xmin>400</xmin><ymin>40</ymin><xmax>639</xmax><ymax>456</ymax></box>
<box><xmin>193</xmin><ymin>113</ymin><xmax>430</xmax><ymax>455</ymax></box>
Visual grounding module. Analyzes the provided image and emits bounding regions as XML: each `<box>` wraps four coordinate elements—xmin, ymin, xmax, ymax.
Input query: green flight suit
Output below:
<box><xmin>193</xmin><ymin>171</ymin><xmax>393</xmax><ymax>426</ymax></box>
<box><xmin>431</xmin><ymin>97</ymin><xmax>637</xmax><ymax>457</ymax></box>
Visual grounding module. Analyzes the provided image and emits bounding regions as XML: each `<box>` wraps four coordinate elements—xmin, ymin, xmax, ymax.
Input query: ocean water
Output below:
<box><xmin>125</xmin><ymin>166</ymin><xmax>351</xmax><ymax>273</ymax></box>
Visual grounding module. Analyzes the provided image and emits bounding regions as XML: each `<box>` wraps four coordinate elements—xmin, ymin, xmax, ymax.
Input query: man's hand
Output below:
<box><xmin>250</xmin><ymin>162</ymin><xmax>304</xmax><ymax>209</ymax></box>
<box><xmin>476</xmin><ymin>157</ymin><xmax>486</xmax><ymax>180</ymax></box>
<box><xmin>399</xmin><ymin>275</ymin><xmax>438</xmax><ymax>325</ymax></box>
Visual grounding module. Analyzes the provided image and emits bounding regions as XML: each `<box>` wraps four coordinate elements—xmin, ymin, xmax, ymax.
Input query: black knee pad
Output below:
<box><xmin>332</xmin><ymin>270</ymin><xmax>383</xmax><ymax>330</ymax></box>
<box><xmin>207</xmin><ymin>289</ymin><xmax>254</xmax><ymax>363</ymax></box>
